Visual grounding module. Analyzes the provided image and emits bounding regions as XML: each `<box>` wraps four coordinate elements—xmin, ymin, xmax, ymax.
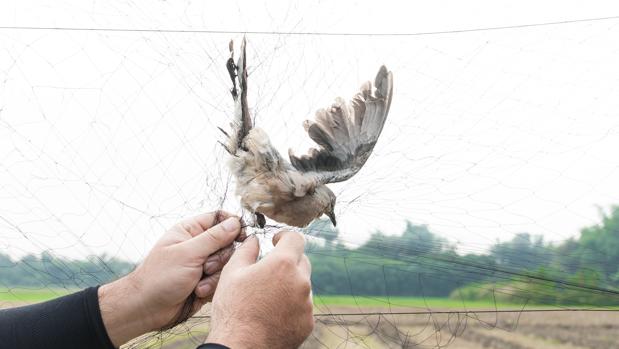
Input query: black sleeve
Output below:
<box><xmin>196</xmin><ymin>344</ymin><xmax>230</xmax><ymax>349</ymax></box>
<box><xmin>0</xmin><ymin>286</ymin><xmax>115</xmax><ymax>349</ymax></box>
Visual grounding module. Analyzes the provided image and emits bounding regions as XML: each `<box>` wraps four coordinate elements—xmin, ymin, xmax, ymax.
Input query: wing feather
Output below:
<box><xmin>289</xmin><ymin>66</ymin><xmax>393</xmax><ymax>183</ymax></box>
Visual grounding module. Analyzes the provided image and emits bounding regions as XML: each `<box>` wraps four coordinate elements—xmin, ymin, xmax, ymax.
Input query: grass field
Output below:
<box><xmin>0</xmin><ymin>289</ymin><xmax>524</xmax><ymax>310</ymax></box>
<box><xmin>0</xmin><ymin>288</ymin><xmax>562</xmax><ymax>310</ymax></box>
<box><xmin>0</xmin><ymin>287</ymin><xmax>74</xmax><ymax>303</ymax></box>
<box><xmin>313</xmin><ymin>295</ymin><xmax>523</xmax><ymax>309</ymax></box>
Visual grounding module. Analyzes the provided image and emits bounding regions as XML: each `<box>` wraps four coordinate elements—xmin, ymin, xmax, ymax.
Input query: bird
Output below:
<box><xmin>220</xmin><ymin>38</ymin><xmax>393</xmax><ymax>228</ymax></box>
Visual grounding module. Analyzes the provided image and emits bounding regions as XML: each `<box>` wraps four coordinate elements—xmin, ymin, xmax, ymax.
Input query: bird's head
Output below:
<box><xmin>319</xmin><ymin>186</ymin><xmax>337</xmax><ymax>227</ymax></box>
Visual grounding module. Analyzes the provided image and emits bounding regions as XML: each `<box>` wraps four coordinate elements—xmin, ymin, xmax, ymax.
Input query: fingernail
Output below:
<box><xmin>198</xmin><ymin>281</ymin><xmax>212</xmax><ymax>295</ymax></box>
<box><xmin>221</xmin><ymin>217</ymin><xmax>239</xmax><ymax>232</ymax></box>
<box><xmin>204</xmin><ymin>261</ymin><xmax>217</xmax><ymax>274</ymax></box>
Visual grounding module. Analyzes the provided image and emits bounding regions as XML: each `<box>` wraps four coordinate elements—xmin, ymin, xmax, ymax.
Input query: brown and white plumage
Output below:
<box><xmin>289</xmin><ymin>65</ymin><xmax>393</xmax><ymax>184</ymax></box>
<box><xmin>221</xmin><ymin>38</ymin><xmax>393</xmax><ymax>228</ymax></box>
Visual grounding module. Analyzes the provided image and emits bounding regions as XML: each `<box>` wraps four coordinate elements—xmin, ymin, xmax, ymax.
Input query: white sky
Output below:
<box><xmin>1</xmin><ymin>0</ymin><xmax>619</xmax><ymax>261</ymax></box>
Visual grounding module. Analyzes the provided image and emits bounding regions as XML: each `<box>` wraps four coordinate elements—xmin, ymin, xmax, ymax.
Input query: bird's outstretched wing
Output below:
<box><xmin>221</xmin><ymin>37</ymin><xmax>252</xmax><ymax>155</ymax></box>
<box><xmin>289</xmin><ymin>65</ymin><xmax>393</xmax><ymax>184</ymax></box>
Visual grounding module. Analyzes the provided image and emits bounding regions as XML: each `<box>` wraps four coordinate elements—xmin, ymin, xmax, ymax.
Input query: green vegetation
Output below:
<box><xmin>307</xmin><ymin>206</ymin><xmax>619</xmax><ymax>306</ymax></box>
<box><xmin>0</xmin><ymin>252</ymin><xmax>134</xmax><ymax>289</ymax></box>
<box><xmin>447</xmin><ymin>207</ymin><xmax>619</xmax><ymax>306</ymax></box>
<box><xmin>3</xmin><ymin>206</ymin><xmax>619</xmax><ymax>308</ymax></box>
<box><xmin>449</xmin><ymin>270</ymin><xmax>619</xmax><ymax>307</ymax></box>
<box><xmin>307</xmin><ymin>220</ymin><xmax>495</xmax><ymax>298</ymax></box>
<box><xmin>0</xmin><ymin>288</ymin><xmax>74</xmax><ymax>302</ymax></box>
<box><xmin>313</xmin><ymin>295</ymin><xmax>520</xmax><ymax>309</ymax></box>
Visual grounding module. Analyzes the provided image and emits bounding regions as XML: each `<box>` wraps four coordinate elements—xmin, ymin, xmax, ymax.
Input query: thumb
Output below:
<box><xmin>177</xmin><ymin>217</ymin><xmax>241</xmax><ymax>260</ymax></box>
<box><xmin>225</xmin><ymin>235</ymin><xmax>259</xmax><ymax>271</ymax></box>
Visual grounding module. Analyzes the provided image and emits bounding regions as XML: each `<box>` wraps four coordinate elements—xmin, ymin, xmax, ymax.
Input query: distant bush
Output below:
<box><xmin>0</xmin><ymin>252</ymin><xmax>135</xmax><ymax>288</ymax></box>
<box><xmin>449</xmin><ymin>268</ymin><xmax>619</xmax><ymax>306</ymax></box>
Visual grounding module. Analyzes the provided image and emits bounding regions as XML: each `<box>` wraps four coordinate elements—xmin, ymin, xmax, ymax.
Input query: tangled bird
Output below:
<box><xmin>220</xmin><ymin>38</ymin><xmax>393</xmax><ymax>228</ymax></box>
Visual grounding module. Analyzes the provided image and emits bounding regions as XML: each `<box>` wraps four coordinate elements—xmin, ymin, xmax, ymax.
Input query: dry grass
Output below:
<box><xmin>128</xmin><ymin>306</ymin><xmax>619</xmax><ymax>349</ymax></box>
<box><xmin>5</xmin><ymin>294</ymin><xmax>616</xmax><ymax>349</ymax></box>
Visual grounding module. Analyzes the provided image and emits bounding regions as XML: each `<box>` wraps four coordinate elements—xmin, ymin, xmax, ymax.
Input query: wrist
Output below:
<box><xmin>207</xmin><ymin>326</ymin><xmax>261</xmax><ymax>349</ymax></box>
<box><xmin>99</xmin><ymin>273</ymin><xmax>154</xmax><ymax>346</ymax></box>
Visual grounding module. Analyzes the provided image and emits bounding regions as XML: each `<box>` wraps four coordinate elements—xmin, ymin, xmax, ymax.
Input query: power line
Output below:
<box><xmin>1</xmin><ymin>15</ymin><xmax>619</xmax><ymax>36</ymax></box>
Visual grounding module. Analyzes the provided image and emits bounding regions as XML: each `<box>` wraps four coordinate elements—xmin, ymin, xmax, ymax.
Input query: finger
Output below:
<box><xmin>177</xmin><ymin>217</ymin><xmax>241</xmax><ymax>259</ymax></box>
<box><xmin>271</xmin><ymin>231</ymin><xmax>305</xmax><ymax>262</ymax></box>
<box><xmin>203</xmin><ymin>245</ymin><xmax>234</xmax><ymax>275</ymax></box>
<box><xmin>174</xmin><ymin>210</ymin><xmax>234</xmax><ymax>237</ymax></box>
<box><xmin>194</xmin><ymin>271</ymin><xmax>221</xmax><ymax>298</ymax></box>
<box><xmin>191</xmin><ymin>296</ymin><xmax>211</xmax><ymax>314</ymax></box>
<box><xmin>235</xmin><ymin>224</ymin><xmax>249</xmax><ymax>242</ymax></box>
<box><xmin>299</xmin><ymin>254</ymin><xmax>312</xmax><ymax>278</ymax></box>
<box><xmin>225</xmin><ymin>235</ymin><xmax>260</xmax><ymax>270</ymax></box>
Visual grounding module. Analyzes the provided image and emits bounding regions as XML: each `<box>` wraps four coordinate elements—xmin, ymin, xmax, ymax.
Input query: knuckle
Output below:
<box><xmin>275</xmin><ymin>254</ymin><xmax>297</xmax><ymax>270</ymax></box>
<box><xmin>213</xmin><ymin>247</ymin><xmax>231</xmax><ymax>262</ymax></box>
<box><xmin>213</xmin><ymin>210</ymin><xmax>228</xmax><ymax>224</ymax></box>
<box><xmin>290</xmin><ymin>231</ymin><xmax>306</xmax><ymax>245</ymax></box>
<box><xmin>298</xmin><ymin>278</ymin><xmax>312</xmax><ymax>295</ymax></box>
<box><xmin>207</xmin><ymin>272</ymin><xmax>221</xmax><ymax>284</ymax></box>
<box><xmin>181</xmin><ymin>219</ymin><xmax>201</xmax><ymax>234</ymax></box>
<box><xmin>172</xmin><ymin>219</ymin><xmax>205</xmax><ymax>236</ymax></box>
<box><xmin>301</xmin><ymin>255</ymin><xmax>311</xmax><ymax>272</ymax></box>
<box><xmin>218</xmin><ymin>249</ymin><xmax>231</xmax><ymax>263</ymax></box>
<box><xmin>170</xmin><ymin>223</ymin><xmax>185</xmax><ymax>233</ymax></box>
<box><xmin>277</xmin><ymin>230</ymin><xmax>305</xmax><ymax>244</ymax></box>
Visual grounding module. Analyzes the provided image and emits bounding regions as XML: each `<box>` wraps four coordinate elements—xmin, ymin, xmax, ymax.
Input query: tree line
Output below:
<box><xmin>0</xmin><ymin>252</ymin><xmax>133</xmax><ymax>289</ymax></box>
<box><xmin>2</xmin><ymin>206</ymin><xmax>619</xmax><ymax>305</ymax></box>
<box><xmin>306</xmin><ymin>206</ymin><xmax>619</xmax><ymax>305</ymax></box>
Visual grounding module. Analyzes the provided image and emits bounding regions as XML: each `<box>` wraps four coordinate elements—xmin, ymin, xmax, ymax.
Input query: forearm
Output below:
<box><xmin>0</xmin><ymin>287</ymin><xmax>115</xmax><ymax>349</ymax></box>
<box><xmin>98</xmin><ymin>274</ymin><xmax>155</xmax><ymax>347</ymax></box>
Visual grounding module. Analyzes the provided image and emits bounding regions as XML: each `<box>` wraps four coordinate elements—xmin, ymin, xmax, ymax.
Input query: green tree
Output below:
<box><xmin>490</xmin><ymin>233</ymin><xmax>549</xmax><ymax>271</ymax></box>
<box><xmin>576</xmin><ymin>206</ymin><xmax>619</xmax><ymax>282</ymax></box>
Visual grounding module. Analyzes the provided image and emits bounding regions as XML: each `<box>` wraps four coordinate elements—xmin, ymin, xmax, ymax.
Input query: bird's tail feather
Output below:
<box><xmin>222</xmin><ymin>37</ymin><xmax>253</xmax><ymax>156</ymax></box>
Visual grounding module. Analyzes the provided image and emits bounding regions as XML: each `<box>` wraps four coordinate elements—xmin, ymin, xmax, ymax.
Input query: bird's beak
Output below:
<box><xmin>327</xmin><ymin>210</ymin><xmax>337</xmax><ymax>227</ymax></box>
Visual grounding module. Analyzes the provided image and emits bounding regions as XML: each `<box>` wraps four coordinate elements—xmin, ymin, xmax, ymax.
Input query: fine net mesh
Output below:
<box><xmin>2</xmin><ymin>3</ymin><xmax>619</xmax><ymax>348</ymax></box>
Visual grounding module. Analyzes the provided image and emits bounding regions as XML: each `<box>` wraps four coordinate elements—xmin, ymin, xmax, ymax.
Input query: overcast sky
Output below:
<box><xmin>1</xmin><ymin>0</ymin><xmax>619</xmax><ymax>260</ymax></box>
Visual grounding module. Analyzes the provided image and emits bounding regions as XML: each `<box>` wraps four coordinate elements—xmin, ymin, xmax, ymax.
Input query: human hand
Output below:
<box><xmin>98</xmin><ymin>211</ymin><xmax>243</xmax><ymax>347</ymax></box>
<box><xmin>206</xmin><ymin>231</ymin><xmax>314</xmax><ymax>349</ymax></box>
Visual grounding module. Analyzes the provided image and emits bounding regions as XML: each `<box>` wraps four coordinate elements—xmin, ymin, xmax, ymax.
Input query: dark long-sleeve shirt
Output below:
<box><xmin>0</xmin><ymin>286</ymin><xmax>228</xmax><ymax>349</ymax></box>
